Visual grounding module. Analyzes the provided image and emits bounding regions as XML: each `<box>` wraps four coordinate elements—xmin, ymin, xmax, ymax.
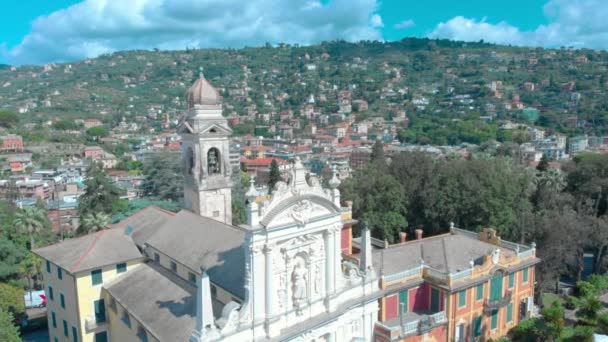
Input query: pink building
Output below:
<box><xmin>1</xmin><ymin>134</ymin><xmax>24</xmax><ymax>151</ymax></box>
<box><xmin>83</xmin><ymin>146</ymin><xmax>105</xmax><ymax>159</ymax></box>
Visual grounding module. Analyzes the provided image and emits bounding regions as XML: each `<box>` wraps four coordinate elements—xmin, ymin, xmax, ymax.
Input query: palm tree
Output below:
<box><xmin>13</xmin><ymin>206</ymin><xmax>47</xmax><ymax>251</ymax></box>
<box><xmin>536</xmin><ymin>168</ymin><xmax>566</xmax><ymax>193</ymax></box>
<box><xmin>80</xmin><ymin>212</ymin><xmax>110</xmax><ymax>234</ymax></box>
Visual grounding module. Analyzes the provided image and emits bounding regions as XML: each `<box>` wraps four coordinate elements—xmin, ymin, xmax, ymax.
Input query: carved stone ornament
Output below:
<box><xmin>491</xmin><ymin>249</ymin><xmax>501</xmax><ymax>265</ymax></box>
<box><xmin>290</xmin><ymin>199</ymin><xmax>313</xmax><ymax>226</ymax></box>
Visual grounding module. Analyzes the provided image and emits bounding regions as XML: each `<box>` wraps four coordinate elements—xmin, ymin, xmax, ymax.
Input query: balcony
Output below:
<box><xmin>375</xmin><ymin>311</ymin><xmax>447</xmax><ymax>341</ymax></box>
<box><xmin>85</xmin><ymin>315</ymin><xmax>107</xmax><ymax>331</ymax></box>
<box><xmin>484</xmin><ymin>291</ymin><xmax>512</xmax><ymax>314</ymax></box>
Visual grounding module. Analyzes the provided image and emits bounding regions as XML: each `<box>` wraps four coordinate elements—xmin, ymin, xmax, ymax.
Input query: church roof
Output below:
<box><xmin>104</xmin><ymin>262</ymin><xmax>224</xmax><ymax>342</ymax></box>
<box><xmin>110</xmin><ymin>205</ymin><xmax>176</xmax><ymax>248</ymax></box>
<box><xmin>187</xmin><ymin>74</ymin><xmax>221</xmax><ymax>107</ymax></box>
<box><xmin>144</xmin><ymin>210</ymin><xmax>246</xmax><ymax>299</ymax></box>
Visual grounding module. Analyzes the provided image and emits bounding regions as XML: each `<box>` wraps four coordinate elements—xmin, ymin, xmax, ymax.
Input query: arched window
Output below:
<box><xmin>186</xmin><ymin>147</ymin><xmax>195</xmax><ymax>175</ymax></box>
<box><xmin>208</xmin><ymin>148</ymin><xmax>221</xmax><ymax>174</ymax></box>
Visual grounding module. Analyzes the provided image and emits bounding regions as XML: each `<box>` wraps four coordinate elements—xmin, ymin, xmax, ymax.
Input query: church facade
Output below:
<box><xmin>34</xmin><ymin>74</ymin><xmax>539</xmax><ymax>342</ymax></box>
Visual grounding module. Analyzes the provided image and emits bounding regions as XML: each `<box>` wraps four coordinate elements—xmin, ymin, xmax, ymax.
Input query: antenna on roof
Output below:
<box><xmin>199</xmin><ymin>66</ymin><xmax>204</xmax><ymax>79</ymax></box>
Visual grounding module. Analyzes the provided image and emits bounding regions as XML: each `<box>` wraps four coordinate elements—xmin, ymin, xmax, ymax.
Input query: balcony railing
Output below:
<box><xmin>484</xmin><ymin>291</ymin><xmax>512</xmax><ymax>314</ymax></box>
<box><xmin>402</xmin><ymin>311</ymin><xmax>447</xmax><ymax>336</ymax></box>
<box><xmin>376</xmin><ymin>310</ymin><xmax>448</xmax><ymax>341</ymax></box>
<box><xmin>85</xmin><ymin>315</ymin><xmax>107</xmax><ymax>331</ymax></box>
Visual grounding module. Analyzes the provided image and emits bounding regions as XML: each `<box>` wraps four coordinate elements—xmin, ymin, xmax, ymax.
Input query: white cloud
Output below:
<box><xmin>7</xmin><ymin>0</ymin><xmax>383</xmax><ymax>65</ymax></box>
<box><xmin>394</xmin><ymin>19</ymin><xmax>415</xmax><ymax>29</ymax></box>
<box><xmin>429</xmin><ymin>0</ymin><xmax>608</xmax><ymax>49</ymax></box>
<box><xmin>370</xmin><ymin>14</ymin><xmax>384</xmax><ymax>28</ymax></box>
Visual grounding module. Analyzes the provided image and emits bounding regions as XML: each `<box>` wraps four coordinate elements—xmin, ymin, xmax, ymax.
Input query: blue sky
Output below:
<box><xmin>1</xmin><ymin>0</ymin><xmax>605</xmax><ymax>65</ymax></box>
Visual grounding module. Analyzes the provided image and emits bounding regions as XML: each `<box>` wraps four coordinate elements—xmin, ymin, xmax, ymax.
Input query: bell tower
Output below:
<box><xmin>180</xmin><ymin>68</ymin><xmax>232</xmax><ymax>224</ymax></box>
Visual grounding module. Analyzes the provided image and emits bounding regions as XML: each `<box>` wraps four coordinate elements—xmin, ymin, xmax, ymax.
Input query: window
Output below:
<box><xmin>458</xmin><ymin>289</ymin><xmax>467</xmax><ymax>307</ymax></box>
<box><xmin>476</xmin><ymin>283</ymin><xmax>484</xmax><ymax>301</ymax></box>
<box><xmin>91</xmin><ymin>269</ymin><xmax>103</xmax><ymax>285</ymax></box>
<box><xmin>430</xmin><ymin>287</ymin><xmax>440</xmax><ymax>312</ymax></box>
<box><xmin>51</xmin><ymin>311</ymin><xmax>57</xmax><ymax>328</ymax></box>
<box><xmin>48</xmin><ymin>285</ymin><xmax>54</xmax><ymax>301</ymax></box>
<box><xmin>399</xmin><ymin>290</ymin><xmax>408</xmax><ymax>313</ymax></box>
<box><xmin>211</xmin><ymin>284</ymin><xmax>217</xmax><ymax>298</ymax></box>
<box><xmin>46</xmin><ymin>261</ymin><xmax>51</xmax><ymax>273</ymax></box>
<box><xmin>94</xmin><ymin>331</ymin><xmax>108</xmax><ymax>342</ymax></box>
<box><xmin>121</xmin><ymin>311</ymin><xmax>131</xmax><ymax>328</ymax></box>
<box><xmin>94</xmin><ymin>299</ymin><xmax>106</xmax><ymax>323</ymax></box>
<box><xmin>63</xmin><ymin>319</ymin><xmax>68</xmax><ymax>337</ymax></box>
<box><xmin>455</xmin><ymin>323</ymin><xmax>465</xmax><ymax>342</ymax></box>
<box><xmin>507</xmin><ymin>303</ymin><xmax>513</xmax><ymax>323</ymax></box>
<box><xmin>57</xmin><ymin>267</ymin><xmax>63</xmax><ymax>280</ymax></box>
<box><xmin>60</xmin><ymin>293</ymin><xmax>65</xmax><ymax>309</ymax></box>
<box><xmin>523</xmin><ymin>268</ymin><xmax>529</xmax><ymax>283</ymax></box>
<box><xmin>491</xmin><ymin>309</ymin><xmax>498</xmax><ymax>330</ymax></box>
<box><xmin>54</xmin><ymin>338</ymin><xmax>59</xmax><ymax>342</ymax></box>
<box><xmin>116</xmin><ymin>263</ymin><xmax>127</xmax><ymax>274</ymax></box>
<box><xmin>137</xmin><ymin>326</ymin><xmax>148</xmax><ymax>342</ymax></box>
<box><xmin>72</xmin><ymin>326</ymin><xmax>78</xmax><ymax>342</ymax></box>
<box><xmin>473</xmin><ymin>316</ymin><xmax>482</xmax><ymax>337</ymax></box>
<box><xmin>188</xmin><ymin>272</ymin><xmax>196</xmax><ymax>284</ymax></box>
<box><xmin>490</xmin><ymin>274</ymin><xmax>503</xmax><ymax>301</ymax></box>
<box><xmin>154</xmin><ymin>253</ymin><xmax>160</xmax><ymax>263</ymax></box>
<box><xmin>508</xmin><ymin>273</ymin><xmax>515</xmax><ymax>288</ymax></box>
<box><xmin>170</xmin><ymin>261</ymin><xmax>177</xmax><ymax>273</ymax></box>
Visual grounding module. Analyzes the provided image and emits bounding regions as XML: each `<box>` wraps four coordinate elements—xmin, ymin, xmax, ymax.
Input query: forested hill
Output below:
<box><xmin>1</xmin><ymin>38</ymin><xmax>608</xmax><ymax>138</ymax></box>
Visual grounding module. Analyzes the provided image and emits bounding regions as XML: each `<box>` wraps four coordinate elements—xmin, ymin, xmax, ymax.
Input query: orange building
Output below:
<box><xmin>358</xmin><ymin>227</ymin><xmax>539</xmax><ymax>342</ymax></box>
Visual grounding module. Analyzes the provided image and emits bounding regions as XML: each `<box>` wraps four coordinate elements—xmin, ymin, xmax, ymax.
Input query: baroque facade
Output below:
<box><xmin>34</xmin><ymin>74</ymin><xmax>539</xmax><ymax>342</ymax></box>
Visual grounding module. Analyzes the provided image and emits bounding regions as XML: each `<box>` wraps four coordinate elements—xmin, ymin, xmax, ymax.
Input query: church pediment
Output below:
<box><xmin>178</xmin><ymin>121</ymin><xmax>194</xmax><ymax>134</ymax></box>
<box><xmin>260</xmin><ymin>194</ymin><xmax>340</xmax><ymax>228</ymax></box>
<box><xmin>200</xmin><ymin>123</ymin><xmax>232</xmax><ymax>135</ymax></box>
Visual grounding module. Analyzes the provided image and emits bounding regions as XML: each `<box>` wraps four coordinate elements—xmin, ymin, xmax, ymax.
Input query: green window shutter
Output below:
<box><xmin>63</xmin><ymin>320</ymin><xmax>68</xmax><ymax>336</ymax></box>
<box><xmin>94</xmin><ymin>299</ymin><xmax>106</xmax><ymax>323</ymax></box>
<box><xmin>72</xmin><ymin>326</ymin><xmax>78</xmax><ymax>342</ymax></box>
<box><xmin>523</xmin><ymin>268</ymin><xmax>529</xmax><ymax>283</ymax></box>
<box><xmin>188</xmin><ymin>272</ymin><xmax>196</xmax><ymax>284</ymax></box>
<box><xmin>46</xmin><ymin>261</ymin><xmax>51</xmax><ymax>273</ymax></box>
<box><xmin>60</xmin><ymin>293</ymin><xmax>65</xmax><ymax>309</ymax></box>
<box><xmin>57</xmin><ymin>267</ymin><xmax>62</xmax><ymax>280</ymax></box>
<box><xmin>473</xmin><ymin>316</ymin><xmax>482</xmax><ymax>337</ymax></box>
<box><xmin>399</xmin><ymin>290</ymin><xmax>408</xmax><ymax>312</ymax></box>
<box><xmin>51</xmin><ymin>311</ymin><xmax>57</xmax><ymax>328</ymax></box>
<box><xmin>476</xmin><ymin>284</ymin><xmax>484</xmax><ymax>301</ymax></box>
<box><xmin>508</xmin><ymin>273</ymin><xmax>515</xmax><ymax>288</ymax></box>
<box><xmin>507</xmin><ymin>303</ymin><xmax>513</xmax><ymax>323</ymax></box>
<box><xmin>116</xmin><ymin>263</ymin><xmax>127</xmax><ymax>274</ymax></box>
<box><xmin>91</xmin><ymin>269</ymin><xmax>103</xmax><ymax>285</ymax></box>
<box><xmin>491</xmin><ymin>275</ymin><xmax>503</xmax><ymax>300</ymax></box>
<box><xmin>491</xmin><ymin>309</ymin><xmax>498</xmax><ymax>329</ymax></box>
<box><xmin>458</xmin><ymin>290</ymin><xmax>467</xmax><ymax>307</ymax></box>
<box><xmin>48</xmin><ymin>286</ymin><xmax>54</xmax><ymax>300</ymax></box>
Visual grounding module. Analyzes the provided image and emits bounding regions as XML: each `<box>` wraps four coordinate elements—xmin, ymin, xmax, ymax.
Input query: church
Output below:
<box><xmin>34</xmin><ymin>74</ymin><xmax>540</xmax><ymax>342</ymax></box>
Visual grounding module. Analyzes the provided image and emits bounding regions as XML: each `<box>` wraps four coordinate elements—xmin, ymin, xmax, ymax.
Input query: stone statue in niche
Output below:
<box><xmin>291</xmin><ymin>258</ymin><xmax>308</xmax><ymax>315</ymax></box>
<box><xmin>208</xmin><ymin>148</ymin><xmax>220</xmax><ymax>174</ymax></box>
<box><xmin>313</xmin><ymin>264</ymin><xmax>321</xmax><ymax>296</ymax></box>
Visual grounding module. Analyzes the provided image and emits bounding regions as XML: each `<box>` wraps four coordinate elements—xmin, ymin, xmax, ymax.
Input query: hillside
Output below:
<box><xmin>1</xmin><ymin>38</ymin><xmax>607</xmax><ymax>142</ymax></box>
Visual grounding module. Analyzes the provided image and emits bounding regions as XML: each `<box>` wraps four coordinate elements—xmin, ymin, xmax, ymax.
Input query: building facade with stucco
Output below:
<box><xmin>34</xmin><ymin>73</ymin><xmax>539</xmax><ymax>342</ymax></box>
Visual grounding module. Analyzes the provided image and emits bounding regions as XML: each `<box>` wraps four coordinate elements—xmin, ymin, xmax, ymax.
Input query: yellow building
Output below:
<box><xmin>34</xmin><ymin>226</ymin><xmax>144</xmax><ymax>342</ymax></box>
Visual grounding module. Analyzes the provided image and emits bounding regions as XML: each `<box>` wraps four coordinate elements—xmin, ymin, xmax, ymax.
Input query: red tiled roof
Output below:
<box><xmin>240</xmin><ymin>157</ymin><xmax>287</xmax><ymax>166</ymax></box>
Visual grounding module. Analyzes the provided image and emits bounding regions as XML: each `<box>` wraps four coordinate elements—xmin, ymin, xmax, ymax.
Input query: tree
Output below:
<box><xmin>141</xmin><ymin>152</ymin><xmax>183</xmax><ymax>202</ymax></box>
<box><xmin>13</xmin><ymin>206</ymin><xmax>47</xmax><ymax>250</ymax></box>
<box><xmin>370</xmin><ymin>139</ymin><xmax>385</xmax><ymax>165</ymax></box>
<box><xmin>86</xmin><ymin>126</ymin><xmax>109</xmax><ymax>139</ymax></box>
<box><xmin>0</xmin><ymin>309</ymin><xmax>20</xmax><ymax>342</ymax></box>
<box><xmin>0</xmin><ymin>237</ymin><xmax>27</xmax><ymax>283</ymax></box>
<box><xmin>537</xmin><ymin>154</ymin><xmax>549</xmax><ymax>172</ymax></box>
<box><xmin>53</xmin><ymin>119</ymin><xmax>79</xmax><ymax>130</ymax></box>
<box><xmin>0</xmin><ymin>110</ymin><xmax>19</xmax><ymax>128</ymax></box>
<box><xmin>0</xmin><ymin>283</ymin><xmax>24</xmax><ymax>319</ymax></box>
<box><xmin>79</xmin><ymin>212</ymin><xmax>110</xmax><ymax>234</ymax></box>
<box><xmin>540</xmin><ymin>301</ymin><xmax>565</xmax><ymax>341</ymax></box>
<box><xmin>268</xmin><ymin>159</ymin><xmax>281</xmax><ymax>194</ymax></box>
<box><xmin>78</xmin><ymin>162</ymin><xmax>126</xmax><ymax>218</ymax></box>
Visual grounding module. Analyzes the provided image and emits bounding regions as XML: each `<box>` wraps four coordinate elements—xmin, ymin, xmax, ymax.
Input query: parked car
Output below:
<box><xmin>24</xmin><ymin>291</ymin><xmax>46</xmax><ymax>309</ymax></box>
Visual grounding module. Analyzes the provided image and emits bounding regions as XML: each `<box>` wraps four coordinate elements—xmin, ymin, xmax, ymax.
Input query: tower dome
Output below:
<box><xmin>187</xmin><ymin>67</ymin><xmax>221</xmax><ymax>108</ymax></box>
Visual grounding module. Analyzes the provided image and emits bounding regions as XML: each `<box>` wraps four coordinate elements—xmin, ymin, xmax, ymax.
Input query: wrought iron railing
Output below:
<box><xmin>484</xmin><ymin>291</ymin><xmax>512</xmax><ymax>313</ymax></box>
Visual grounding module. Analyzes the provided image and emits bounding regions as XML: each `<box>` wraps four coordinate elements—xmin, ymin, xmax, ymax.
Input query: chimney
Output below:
<box><xmin>399</xmin><ymin>232</ymin><xmax>407</xmax><ymax>243</ymax></box>
<box><xmin>415</xmin><ymin>229</ymin><xmax>423</xmax><ymax>240</ymax></box>
<box><xmin>190</xmin><ymin>268</ymin><xmax>216</xmax><ymax>341</ymax></box>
